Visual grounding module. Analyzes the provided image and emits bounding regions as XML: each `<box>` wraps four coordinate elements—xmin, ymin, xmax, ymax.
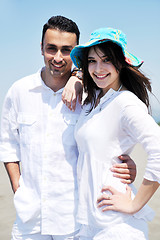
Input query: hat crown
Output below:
<box><xmin>70</xmin><ymin>27</ymin><xmax>143</xmax><ymax>68</ymax></box>
<box><xmin>90</xmin><ymin>27</ymin><xmax>127</xmax><ymax>50</ymax></box>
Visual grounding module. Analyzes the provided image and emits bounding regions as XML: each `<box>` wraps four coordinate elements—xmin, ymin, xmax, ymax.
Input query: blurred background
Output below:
<box><xmin>0</xmin><ymin>0</ymin><xmax>160</xmax><ymax>239</ymax></box>
<box><xmin>0</xmin><ymin>0</ymin><xmax>160</xmax><ymax>123</ymax></box>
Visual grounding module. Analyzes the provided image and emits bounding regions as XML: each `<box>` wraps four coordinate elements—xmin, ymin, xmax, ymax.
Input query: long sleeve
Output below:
<box><xmin>121</xmin><ymin>104</ymin><xmax>160</xmax><ymax>183</ymax></box>
<box><xmin>0</xmin><ymin>87</ymin><xmax>20</xmax><ymax>163</ymax></box>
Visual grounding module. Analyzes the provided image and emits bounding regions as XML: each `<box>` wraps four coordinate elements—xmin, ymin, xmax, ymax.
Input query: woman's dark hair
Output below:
<box><xmin>41</xmin><ymin>15</ymin><xmax>80</xmax><ymax>46</ymax></box>
<box><xmin>82</xmin><ymin>41</ymin><xmax>152</xmax><ymax>111</ymax></box>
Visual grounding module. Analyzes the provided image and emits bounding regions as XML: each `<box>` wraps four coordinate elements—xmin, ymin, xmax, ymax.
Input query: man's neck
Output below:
<box><xmin>41</xmin><ymin>67</ymin><xmax>71</xmax><ymax>92</ymax></box>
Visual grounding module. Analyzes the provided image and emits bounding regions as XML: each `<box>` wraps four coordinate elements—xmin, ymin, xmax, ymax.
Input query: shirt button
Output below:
<box><xmin>53</xmin><ymin>93</ymin><xmax>56</xmax><ymax>96</ymax></box>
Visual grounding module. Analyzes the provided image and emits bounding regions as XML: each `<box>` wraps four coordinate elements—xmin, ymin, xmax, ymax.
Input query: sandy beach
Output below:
<box><xmin>0</xmin><ymin>143</ymin><xmax>160</xmax><ymax>239</ymax></box>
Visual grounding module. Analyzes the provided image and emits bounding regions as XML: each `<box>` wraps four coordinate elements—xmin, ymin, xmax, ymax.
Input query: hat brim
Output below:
<box><xmin>70</xmin><ymin>39</ymin><xmax>143</xmax><ymax>68</ymax></box>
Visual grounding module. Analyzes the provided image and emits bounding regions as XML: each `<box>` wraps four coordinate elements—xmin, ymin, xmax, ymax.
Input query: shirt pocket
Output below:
<box><xmin>17</xmin><ymin>113</ymin><xmax>37</xmax><ymax>145</ymax></box>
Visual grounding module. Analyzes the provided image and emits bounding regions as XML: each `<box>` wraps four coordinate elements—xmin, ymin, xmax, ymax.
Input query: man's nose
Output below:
<box><xmin>54</xmin><ymin>50</ymin><xmax>63</xmax><ymax>62</ymax></box>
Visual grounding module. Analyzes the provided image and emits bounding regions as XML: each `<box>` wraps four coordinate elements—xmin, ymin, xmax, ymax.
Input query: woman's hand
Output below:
<box><xmin>62</xmin><ymin>76</ymin><xmax>83</xmax><ymax>111</ymax></box>
<box><xmin>97</xmin><ymin>179</ymin><xmax>159</xmax><ymax>216</ymax></box>
<box><xmin>97</xmin><ymin>185</ymin><xmax>136</xmax><ymax>214</ymax></box>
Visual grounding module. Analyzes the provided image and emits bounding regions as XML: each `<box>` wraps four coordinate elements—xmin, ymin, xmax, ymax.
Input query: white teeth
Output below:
<box><xmin>54</xmin><ymin>64</ymin><xmax>62</xmax><ymax>68</ymax></box>
<box><xmin>95</xmin><ymin>73</ymin><xmax>109</xmax><ymax>78</ymax></box>
<box><xmin>97</xmin><ymin>75</ymin><xmax>106</xmax><ymax>78</ymax></box>
<box><xmin>51</xmin><ymin>62</ymin><xmax>63</xmax><ymax>68</ymax></box>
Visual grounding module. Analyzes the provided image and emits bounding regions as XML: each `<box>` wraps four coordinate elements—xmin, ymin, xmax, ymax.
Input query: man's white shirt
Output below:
<box><xmin>0</xmin><ymin>69</ymin><xmax>81</xmax><ymax>235</ymax></box>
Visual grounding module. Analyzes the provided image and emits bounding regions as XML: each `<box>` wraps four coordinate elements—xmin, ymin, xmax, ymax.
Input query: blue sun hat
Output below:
<box><xmin>70</xmin><ymin>27</ymin><xmax>143</xmax><ymax>68</ymax></box>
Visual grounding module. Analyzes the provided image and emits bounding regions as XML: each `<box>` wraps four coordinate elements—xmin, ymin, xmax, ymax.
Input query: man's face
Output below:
<box><xmin>41</xmin><ymin>29</ymin><xmax>77</xmax><ymax>78</ymax></box>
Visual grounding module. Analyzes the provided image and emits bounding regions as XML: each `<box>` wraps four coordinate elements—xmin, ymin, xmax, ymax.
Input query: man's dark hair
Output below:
<box><xmin>41</xmin><ymin>15</ymin><xmax>80</xmax><ymax>46</ymax></box>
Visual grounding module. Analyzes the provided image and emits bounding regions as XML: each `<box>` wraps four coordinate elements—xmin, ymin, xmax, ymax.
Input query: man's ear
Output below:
<box><xmin>41</xmin><ymin>42</ymin><xmax>44</xmax><ymax>56</ymax></box>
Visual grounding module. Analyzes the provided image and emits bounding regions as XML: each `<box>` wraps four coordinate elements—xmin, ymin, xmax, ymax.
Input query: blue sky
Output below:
<box><xmin>0</xmin><ymin>0</ymin><xmax>160</xmax><ymax>122</ymax></box>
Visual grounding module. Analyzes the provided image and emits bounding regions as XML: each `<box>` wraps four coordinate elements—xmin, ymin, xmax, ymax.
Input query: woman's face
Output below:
<box><xmin>88</xmin><ymin>46</ymin><xmax>121</xmax><ymax>95</ymax></box>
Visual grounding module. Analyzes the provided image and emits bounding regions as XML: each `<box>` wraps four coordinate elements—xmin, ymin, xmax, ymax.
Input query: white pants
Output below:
<box><xmin>77</xmin><ymin>217</ymin><xmax>148</xmax><ymax>240</ymax></box>
<box><xmin>11</xmin><ymin>224</ymin><xmax>79</xmax><ymax>240</ymax></box>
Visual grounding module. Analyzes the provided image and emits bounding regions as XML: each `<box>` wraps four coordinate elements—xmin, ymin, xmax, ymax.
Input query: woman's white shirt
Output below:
<box><xmin>75</xmin><ymin>89</ymin><xmax>160</xmax><ymax>229</ymax></box>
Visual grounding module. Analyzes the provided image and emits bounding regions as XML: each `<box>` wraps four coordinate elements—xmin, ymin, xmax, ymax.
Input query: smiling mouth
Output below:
<box><xmin>95</xmin><ymin>73</ymin><xmax>110</xmax><ymax>79</ymax></box>
<box><xmin>52</xmin><ymin>63</ymin><xmax>64</xmax><ymax>69</ymax></box>
<box><xmin>49</xmin><ymin>60</ymin><xmax>65</xmax><ymax>69</ymax></box>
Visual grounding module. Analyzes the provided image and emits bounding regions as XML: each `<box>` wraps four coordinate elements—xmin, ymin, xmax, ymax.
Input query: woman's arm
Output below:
<box><xmin>98</xmin><ymin>102</ymin><xmax>160</xmax><ymax>214</ymax></box>
<box><xmin>62</xmin><ymin>75</ymin><xmax>83</xmax><ymax>111</ymax></box>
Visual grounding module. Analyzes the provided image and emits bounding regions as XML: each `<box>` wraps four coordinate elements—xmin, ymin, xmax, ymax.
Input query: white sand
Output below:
<box><xmin>0</xmin><ymin>163</ymin><xmax>15</xmax><ymax>240</ymax></box>
<box><xmin>0</xmin><ymin>143</ymin><xmax>160</xmax><ymax>239</ymax></box>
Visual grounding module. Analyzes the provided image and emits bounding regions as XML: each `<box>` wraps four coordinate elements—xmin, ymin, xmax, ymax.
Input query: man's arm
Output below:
<box><xmin>4</xmin><ymin>161</ymin><xmax>21</xmax><ymax>193</ymax></box>
<box><xmin>111</xmin><ymin>155</ymin><xmax>137</xmax><ymax>184</ymax></box>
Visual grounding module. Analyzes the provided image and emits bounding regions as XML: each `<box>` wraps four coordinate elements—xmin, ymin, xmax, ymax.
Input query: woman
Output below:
<box><xmin>70</xmin><ymin>28</ymin><xmax>160</xmax><ymax>239</ymax></box>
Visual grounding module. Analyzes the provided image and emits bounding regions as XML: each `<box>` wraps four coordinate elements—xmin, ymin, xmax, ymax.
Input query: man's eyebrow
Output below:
<box><xmin>46</xmin><ymin>44</ymin><xmax>73</xmax><ymax>49</ymax></box>
<box><xmin>46</xmin><ymin>44</ymin><xmax>56</xmax><ymax>47</ymax></box>
<box><xmin>61</xmin><ymin>45</ymin><xmax>73</xmax><ymax>49</ymax></box>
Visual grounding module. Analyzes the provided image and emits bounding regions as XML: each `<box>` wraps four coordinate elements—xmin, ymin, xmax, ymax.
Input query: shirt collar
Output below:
<box><xmin>30</xmin><ymin>68</ymin><xmax>64</xmax><ymax>94</ymax></box>
<box><xmin>97</xmin><ymin>88</ymin><xmax>119</xmax><ymax>105</ymax></box>
<box><xmin>100</xmin><ymin>84</ymin><xmax>123</xmax><ymax>104</ymax></box>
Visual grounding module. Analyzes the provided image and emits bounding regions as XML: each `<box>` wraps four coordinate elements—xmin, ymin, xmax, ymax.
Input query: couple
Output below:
<box><xmin>0</xmin><ymin>15</ymin><xmax>160</xmax><ymax>240</ymax></box>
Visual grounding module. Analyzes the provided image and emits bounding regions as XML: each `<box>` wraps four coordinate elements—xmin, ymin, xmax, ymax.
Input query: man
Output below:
<box><xmin>0</xmin><ymin>16</ymin><xmax>136</xmax><ymax>240</ymax></box>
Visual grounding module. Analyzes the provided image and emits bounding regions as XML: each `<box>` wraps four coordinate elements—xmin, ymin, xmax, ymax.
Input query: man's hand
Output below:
<box><xmin>110</xmin><ymin>155</ymin><xmax>137</xmax><ymax>184</ymax></box>
<box><xmin>62</xmin><ymin>76</ymin><xmax>83</xmax><ymax>111</ymax></box>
